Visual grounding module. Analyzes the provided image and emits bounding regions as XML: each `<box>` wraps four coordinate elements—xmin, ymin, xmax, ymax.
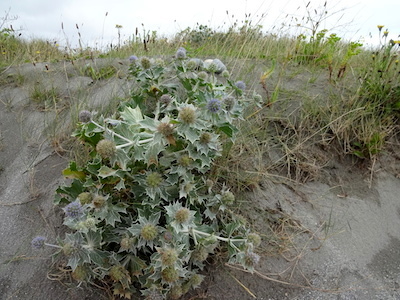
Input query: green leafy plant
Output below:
<box><xmin>34</xmin><ymin>51</ymin><xmax>262</xmax><ymax>299</ymax></box>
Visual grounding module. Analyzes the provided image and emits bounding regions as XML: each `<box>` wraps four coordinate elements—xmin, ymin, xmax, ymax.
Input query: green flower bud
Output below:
<box><xmin>168</xmin><ymin>285</ymin><xmax>183</xmax><ymax>299</ymax></box>
<box><xmin>247</xmin><ymin>233</ymin><xmax>261</xmax><ymax>247</ymax></box>
<box><xmin>72</xmin><ymin>265</ymin><xmax>89</xmax><ymax>282</ymax></box>
<box><xmin>221</xmin><ymin>70</ymin><xmax>230</xmax><ymax>78</ymax></box>
<box><xmin>120</xmin><ymin>237</ymin><xmax>134</xmax><ymax>250</ymax></box>
<box><xmin>199</xmin><ymin>132</ymin><xmax>211</xmax><ymax>144</ymax></box>
<box><xmin>191</xmin><ymin>246</ymin><xmax>208</xmax><ymax>262</ymax></box>
<box><xmin>179</xmin><ymin>106</ymin><xmax>196</xmax><ymax>124</ymax></box>
<box><xmin>160</xmin><ymin>248</ymin><xmax>178</xmax><ymax>266</ymax></box>
<box><xmin>221</xmin><ymin>191</ymin><xmax>235</xmax><ymax>205</ymax></box>
<box><xmin>189</xmin><ymin>273</ymin><xmax>204</xmax><ymax>288</ymax></box>
<box><xmin>186</xmin><ymin>59</ymin><xmax>197</xmax><ymax>70</ymax></box>
<box><xmin>146</xmin><ymin>172</ymin><xmax>163</xmax><ymax>188</ymax></box>
<box><xmin>84</xmin><ymin>217</ymin><xmax>96</xmax><ymax>229</ymax></box>
<box><xmin>96</xmin><ymin>139</ymin><xmax>116</xmax><ymax>159</ymax></box>
<box><xmin>140</xmin><ymin>56</ymin><xmax>151</xmax><ymax>69</ymax></box>
<box><xmin>109</xmin><ymin>265</ymin><xmax>129</xmax><ymax>282</ymax></box>
<box><xmin>141</xmin><ymin>224</ymin><xmax>158</xmax><ymax>241</ymax></box>
<box><xmin>175</xmin><ymin>207</ymin><xmax>190</xmax><ymax>223</ymax></box>
<box><xmin>253</xmin><ymin>94</ymin><xmax>262</xmax><ymax>102</ymax></box>
<box><xmin>62</xmin><ymin>243</ymin><xmax>77</xmax><ymax>256</ymax></box>
<box><xmin>178</xmin><ymin>155</ymin><xmax>192</xmax><ymax>167</ymax></box>
<box><xmin>197</xmin><ymin>71</ymin><xmax>208</xmax><ymax>80</ymax></box>
<box><xmin>78</xmin><ymin>192</ymin><xmax>92</xmax><ymax>205</ymax></box>
<box><xmin>161</xmin><ymin>267</ymin><xmax>179</xmax><ymax>283</ymax></box>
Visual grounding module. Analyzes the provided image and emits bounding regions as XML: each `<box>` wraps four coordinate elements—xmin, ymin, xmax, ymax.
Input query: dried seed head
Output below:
<box><xmin>157</xmin><ymin>122</ymin><xmax>174</xmax><ymax>137</ymax></box>
<box><xmin>92</xmin><ymin>195</ymin><xmax>106</xmax><ymax>209</ymax></box>
<box><xmin>96</xmin><ymin>139</ymin><xmax>116</xmax><ymax>159</ymax></box>
<box><xmin>244</xmin><ymin>251</ymin><xmax>260</xmax><ymax>267</ymax></box>
<box><xmin>163</xmin><ymin>231</ymin><xmax>173</xmax><ymax>242</ymax></box>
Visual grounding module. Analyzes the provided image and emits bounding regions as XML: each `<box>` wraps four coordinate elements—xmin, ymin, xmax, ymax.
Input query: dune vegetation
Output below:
<box><xmin>1</xmin><ymin>3</ymin><xmax>399</xmax><ymax>299</ymax></box>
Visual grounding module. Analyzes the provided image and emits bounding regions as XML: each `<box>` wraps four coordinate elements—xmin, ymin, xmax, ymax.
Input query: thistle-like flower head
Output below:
<box><xmin>197</xmin><ymin>71</ymin><xmax>208</xmax><ymax>80</ymax></box>
<box><xmin>78</xmin><ymin>110</ymin><xmax>92</xmax><ymax>123</ymax></box>
<box><xmin>176</xmin><ymin>48</ymin><xmax>187</xmax><ymax>59</ymax></box>
<box><xmin>64</xmin><ymin>201</ymin><xmax>84</xmax><ymax>219</ymax></box>
<box><xmin>235</xmin><ymin>80</ymin><xmax>246</xmax><ymax>90</ymax></box>
<box><xmin>244</xmin><ymin>251</ymin><xmax>260</xmax><ymax>268</ymax></box>
<box><xmin>157</xmin><ymin>122</ymin><xmax>174</xmax><ymax>137</ymax></box>
<box><xmin>129</xmin><ymin>55</ymin><xmax>138</xmax><ymax>63</ymax></box>
<box><xmin>221</xmin><ymin>191</ymin><xmax>235</xmax><ymax>205</ymax></box>
<box><xmin>96</xmin><ymin>139</ymin><xmax>117</xmax><ymax>159</ymax></box>
<box><xmin>159</xmin><ymin>94</ymin><xmax>172</xmax><ymax>106</ymax></box>
<box><xmin>140</xmin><ymin>56</ymin><xmax>151</xmax><ymax>69</ymax></box>
<box><xmin>199</xmin><ymin>132</ymin><xmax>212</xmax><ymax>144</ymax></box>
<box><xmin>207</xmin><ymin>99</ymin><xmax>221</xmax><ymax>113</ymax></box>
<box><xmin>179</xmin><ymin>106</ymin><xmax>196</xmax><ymax>124</ymax></box>
<box><xmin>78</xmin><ymin>192</ymin><xmax>92</xmax><ymax>205</ymax></box>
<box><xmin>31</xmin><ymin>236</ymin><xmax>46</xmax><ymax>249</ymax></box>
<box><xmin>146</xmin><ymin>172</ymin><xmax>163</xmax><ymax>188</ymax></box>
<box><xmin>247</xmin><ymin>232</ymin><xmax>261</xmax><ymax>247</ymax></box>
<box><xmin>141</xmin><ymin>224</ymin><xmax>158</xmax><ymax>241</ymax></box>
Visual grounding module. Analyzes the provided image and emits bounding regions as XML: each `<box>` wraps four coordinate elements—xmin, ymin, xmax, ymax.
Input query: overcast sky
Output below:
<box><xmin>0</xmin><ymin>0</ymin><xmax>399</xmax><ymax>49</ymax></box>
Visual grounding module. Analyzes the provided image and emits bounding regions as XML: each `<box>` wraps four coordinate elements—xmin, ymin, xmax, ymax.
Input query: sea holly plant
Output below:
<box><xmin>34</xmin><ymin>50</ymin><xmax>263</xmax><ymax>299</ymax></box>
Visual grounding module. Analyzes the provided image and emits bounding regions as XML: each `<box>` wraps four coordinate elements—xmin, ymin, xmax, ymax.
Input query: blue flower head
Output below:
<box><xmin>207</xmin><ymin>99</ymin><xmax>221</xmax><ymax>113</ymax></box>
<box><xmin>129</xmin><ymin>55</ymin><xmax>138</xmax><ymax>63</ymax></box>
<box><xmin>235</xmin><ymin>81</ymin><xmax>246</xmax><ymax>90</ymax></box>
<box><xmin>63</xmin><ymin>201</ymin><xmax>83</xmax><ymax>219</ymax></box>
<box><xmin>176</xmin><ymin>48</ymin><xmax>186</xmax><ymax>59</ymax></box>
<box><xmin>31</xmin><ymin>236</ymin><xmax>46</xmax><ymax>249</ymax></box>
